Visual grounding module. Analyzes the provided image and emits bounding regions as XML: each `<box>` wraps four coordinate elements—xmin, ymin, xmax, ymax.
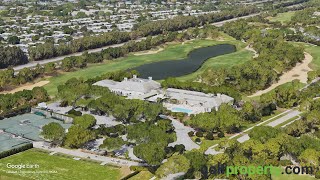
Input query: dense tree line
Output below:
<box><xmin>273</xmin><ymin>0</ymin><xmax>311</xmax><ymax>9</ymax></box>
<box><xmin>290</xmin><ymin>7</ymin><xmax>320</xmax><ymax>25</ymax></box>
<box><xmin>0</xmin><ymin>46</ymin><xmax>28</xmax><ymax>68</ymax></box>
<box><xmin>186</xmin><ymin>104</ymin><xmax>242</xmax><ymax>134</ymax></box>
<box><xmin>28</xmin><ymin>31</ymin><xmax>131</xmax><ymax>61</ymax></box>
<box><xmin>0</xmin><ymin>87</ymin><xmax>49</xmax><ymax>119</ymax></box>
<box><xmin>0</xmin><ymin>65</ymin><xmax>47</xmax><ymax>91</ymax></box>
<box><xmin>133</xmin><ymin>6</ymin><xmax>258</xmax><ymax>37</ymax></box>
<box><xmin>260</xmin><ymin>80</ymin><xmax>320</xmax><ymax>109</ymax></box>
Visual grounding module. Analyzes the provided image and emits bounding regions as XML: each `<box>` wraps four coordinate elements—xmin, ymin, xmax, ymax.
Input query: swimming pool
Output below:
<box><xmin>172</xmin><ymin>107</ymin><xmax>193</xmax><ymax>114</ymax></box>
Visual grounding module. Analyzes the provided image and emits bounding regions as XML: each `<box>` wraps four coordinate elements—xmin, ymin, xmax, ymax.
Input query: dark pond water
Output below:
<box><xmin>132</xmin><ymin>44</ymin><xmax>236</xmax><ymax>80</ymax></box>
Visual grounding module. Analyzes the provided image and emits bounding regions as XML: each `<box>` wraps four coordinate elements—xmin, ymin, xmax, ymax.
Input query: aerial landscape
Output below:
<box><xmin>0</xmin><ymin>0</ymin><xmax>319</xmax><ymax>179</ymax></box>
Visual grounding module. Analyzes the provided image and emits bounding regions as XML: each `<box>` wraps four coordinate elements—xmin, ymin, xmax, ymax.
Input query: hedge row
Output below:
<box><xmin>0</xmin><ymin>143</ymin><xmax>33</xmax><ymax>159</ymax></box>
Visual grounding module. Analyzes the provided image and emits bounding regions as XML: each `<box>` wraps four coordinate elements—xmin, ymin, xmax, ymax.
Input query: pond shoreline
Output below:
<box><xmin>131</xmin><ymin>44</ymin><xmax>236</xmax><ymax>80</ymax></box>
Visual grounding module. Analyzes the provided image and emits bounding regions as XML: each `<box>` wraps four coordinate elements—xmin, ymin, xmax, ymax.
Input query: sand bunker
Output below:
<box><xmin>1</xmin><ymin>80</ymin><xmax>50</xmax><ymax>94</ymax></box>
<box><xmin>245</xmin><ymin>45</ymin><xmax>259</xmax><ymax>58</ymax></box>
<box><xmin>133</xmin><ymin>48</ymin><xmax>164</xmax><ymax>56</ymax></box>
<box><xmin>248</xmin><ymin>52</ymin><xmax>313</xmax><ymax>97</ymax></box>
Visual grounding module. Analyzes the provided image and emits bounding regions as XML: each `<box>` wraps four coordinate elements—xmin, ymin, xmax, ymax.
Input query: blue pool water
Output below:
<box><xmin>172</xmin><ymin>107</ymin><xmax>193</xmax><ymax>113</ymax></box>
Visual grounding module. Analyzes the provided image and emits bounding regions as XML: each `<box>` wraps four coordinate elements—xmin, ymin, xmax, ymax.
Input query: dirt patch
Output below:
<box><xmin>0</xmin><ymin>80</ymin><xmax>50</xmax><ymax>94</ymax></box>
<box><xmin>120</xmin><ymin>166</ymin><xmax>132</xmax><ymax>178</ymax></box>
<box><xmin>248</xmin><ymin>52</ymin><xmax>312</xmax><ymax>97</ymax></box>
<box><xmin>133</xmin><ymin>48</ymin><xmax>164</xmax><ymax>56</ymax></box>
<box><xmin>245</xmin><ymin>45</ymin><xmax>259</xmax><ymax>58</ymax></box>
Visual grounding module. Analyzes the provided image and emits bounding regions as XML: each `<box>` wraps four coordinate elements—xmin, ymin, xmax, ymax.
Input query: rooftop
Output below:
<box><xmin>93</xmin><ymin>76</ymin><xmax>161</xmax><ymax>94</ymax></box>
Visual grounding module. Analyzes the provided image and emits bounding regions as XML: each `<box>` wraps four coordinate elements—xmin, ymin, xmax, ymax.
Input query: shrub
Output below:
<box><xmin>217</xmin><ymin>132</ymin><xmax>225</xmax><ymax>138</ymax></box>
<box><xmin>279</xmin><ymin>160</ymin><xmax>292</xmax><ymax>166</ymax></box>
<box><xmin>315</xmin><ymin>171</ymin><xmax>320</xmax><ymax>179</ymax></box>
<box><xmin>174</xmin><ymin>144</ymin><xmax>185</xmax><ymax>154</ymax></box>
<box><xmin>195</xmin><ymin>138</ymin><xmax>201</xmax><ymax>143</ymax></box>
<box><xmin>195</xmin><ymin>131</ymin><xmax>203</xmax><ymax>137</ymax></box>
<box><xmin>67</xmin><ymin>109</ymin><xmax>82</xmax><ymax>116</ymax></box>
<box><xmin>188</xmin><ymin>131</ymin><xmax>194</xmax><ymax>137</ymax></box>
<box><xmin>205</xmin><ymin>132</ymin><xmax>214</xmax><ymax>140</ymax></box>
<box><xmin>59</xmin><ymin>101</ymin><xmax>68</xmax><ymax>107</ymax></box>
<box><xmin>0</xmin><ymin>143</ymin><xmax>33</xmax><ymax>159</ymax></box>
<box><xmin>130</xmin><ymin>166</ymin><xmax>149</xmax><ymax>171</ymax></box>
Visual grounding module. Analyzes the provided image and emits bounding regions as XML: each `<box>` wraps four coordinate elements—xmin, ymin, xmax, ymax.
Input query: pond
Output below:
<box><xmin>132</xmin><ymin>44</ymin><xmax>236</xmax><ymax>80</ymax></box>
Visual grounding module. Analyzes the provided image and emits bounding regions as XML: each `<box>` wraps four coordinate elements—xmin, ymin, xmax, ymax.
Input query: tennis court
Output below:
<box><xmin>0</xmin><ymin>113</ymin><xmax>71</xmax><ymax>142</ymax></box>
<box><xmin>0</xmin><ymin>133</ymin><xmax>31</xmax><ymax>152</ymax></box>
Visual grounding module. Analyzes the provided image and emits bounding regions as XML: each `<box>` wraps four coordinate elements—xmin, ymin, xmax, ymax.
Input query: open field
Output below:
<box><xmin>0</xmin><ymin>149</ymin><xmax>121</xmax><ymax>180</ymax></box>
<box><xmin>267</xmin><ymin>11</ymin><xmax>296</xmax><ymax>23</ymax></box>
<box><xmin>44</xmin><ymin>38</ymin><xmax>245</xmax><ymax>96</ymax></box>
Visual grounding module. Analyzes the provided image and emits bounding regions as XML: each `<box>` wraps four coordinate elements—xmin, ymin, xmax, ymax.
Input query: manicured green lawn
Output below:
<box><xmin>0</xmin><ymin>149</ymin><xmax>121</xmax><ymax>180</ymax></box>
<box><xmin>305</xmin><ymin>45</ymin><xmax>320</xmax><ymax>71</ymax></box>
<box><xmin>268</xmin><ymin>11</ymin><xmax>296</xmax><ymax>24</ymax></box>
<box><xmin>44</xmin><ymin>38</ymin><xmax>245</xmax><ymax>96</ymax></box>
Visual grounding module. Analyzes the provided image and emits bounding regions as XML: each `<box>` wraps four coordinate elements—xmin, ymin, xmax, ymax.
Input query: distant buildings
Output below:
<box><xmin>93</xmin><ymin>75</ymin><xmax>234</xmax><ymax>114</ymax></box>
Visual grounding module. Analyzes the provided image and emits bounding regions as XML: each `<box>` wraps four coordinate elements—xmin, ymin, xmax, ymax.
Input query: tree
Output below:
<box><xmin>241</xmin><ymin>102</ymin><xmax>261</xmax><ymax>122</ymax></box>
<box><xmin>41</xmin><ymin>122</ymin><xmax>65</xmax><ymax>141</ymax></box>
<box><xmin>156</xmin><ymin>155</ymin><xmax>190</xmax><ymax>178</ymax></box>
<box><xmin>133</xmin><ymin>142</ymin><xmax>166</xmax><ymax>166</ymax></box>
<box><xmin>61</xmin><ymin>58</ymin><xmax>74</xmax><ymax>72</ymax></box>
<box><xmin>207</xmin><ymin>153</ymin><xmax>230</xmax><ymax>166</ymax></box>
<box><xmin>248</xmin><ymin>126</ymin><xmax>281</xmax><ymax>143</ymax></box>
<box><xmin>99</xmin><ymin>137</ymin><xmax>126</xmax><ymax>151</ymax></box>
<box><xmin>299</xmin><ymin>149</ymin><xmax>320</xmax><ymax>167</ymax></box>
<box><xmin>73</xmin><ymin>114</ymin><xmax>96</xmax><ymax>129</ymax></box>
<box><xmin>275</xmin><ymin>81</ymin><xmax>300</xmax><ymax>108</ymax></box>
<box><xmin>284</xmin><ymin>120</ymin><xmax>308</xmax><ymax>137</ymax></box>
<box><xmin>63</xmin><ymin>125</ymin><xmax>95</xmax><ymax>148</ymax></box>
<box><xmin>7</xmin><ymin>36</ymin><xmax>20</xmax><ymax>44</ymax></box>
<box><xmin>0</xmin><ymin>46</ymin><xmax>28</xmax><ymax>68</ymax></box>
<box><xmin>44</xmin><ymin>62</ymin><xmax>56</xmax><ymax>74</ymax></box>
<box><xmin>184</xmin><ymin>151</ymin><xmax>207</xmax><ymax>171</ymax></box>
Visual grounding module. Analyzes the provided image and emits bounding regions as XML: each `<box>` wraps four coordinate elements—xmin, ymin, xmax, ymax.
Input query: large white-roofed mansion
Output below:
<box><xmin>93</xmin><ymin>75</ymin><xmax>234</xmax><ymax>115</ymax></box>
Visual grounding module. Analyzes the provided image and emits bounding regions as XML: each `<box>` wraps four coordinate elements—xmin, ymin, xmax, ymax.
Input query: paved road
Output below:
<box><xmin>211</xmin><ymin>13</ymin><xmax>260</xmax><ymax>27</ymax></box>
<box><xmin>33</xmin><ymin>142</ymin><xmax>146</xmax><ymax>167</ymax></box>
<box><xmin>165</xmin><ymin>116</ymin><xmax>200</xmax><ymax>151</ymax></box>
<box><xmin>266</xmin><ymin>110</ymin><xmax>301</xmax><ymax>127</ymax></box>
